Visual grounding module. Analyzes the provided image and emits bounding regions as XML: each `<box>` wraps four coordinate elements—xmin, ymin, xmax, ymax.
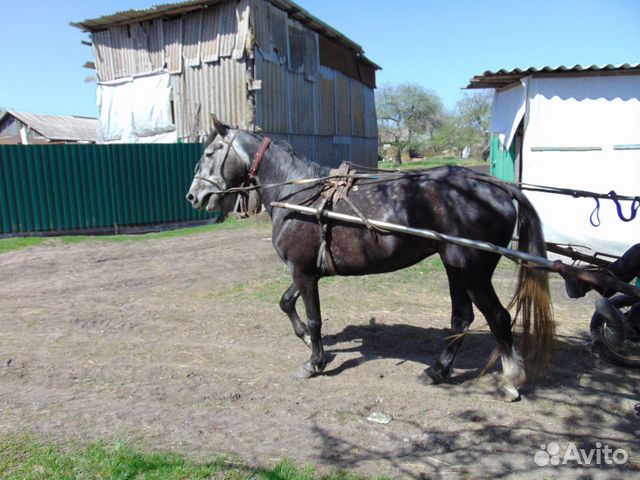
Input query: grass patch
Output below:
<box><xmin>0</xmin><ymin>435</ymin><xmax>375</xmax><ymax>480</ymax></box>
<box><xmin>0</xmin><ymin>237</ymin><xmax>47</xmax><ymax>254</ymax></box>
<box><xmin>0</xmin><ymin>216</ymin><xmax>265</xmax><ymax>255</ymax></box>
<box><xmin>215</xmin><ymin>258</ymin><xmax>445</xmax><ymax>306</ymax></box>
<box><xmin>213</xmin><ymin>263</ymin><xmax>292</xmax><ymax>304</ymax></box>
<box><xmin>378</xmin><ymin>156</ymin><xmax>485</xmax><ymax>171</ymax></box>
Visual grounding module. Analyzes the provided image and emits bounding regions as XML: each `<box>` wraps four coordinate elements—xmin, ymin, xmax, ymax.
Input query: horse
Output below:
<box><xmin>186</xmin><ymin>117</ymin><xmax>555</xmax><ymax>402</ymax></box>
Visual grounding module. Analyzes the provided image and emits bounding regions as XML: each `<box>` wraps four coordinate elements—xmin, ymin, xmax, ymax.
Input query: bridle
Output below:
<box><xmin>245</xmin><ymin>136</ymin><xmax>271</xmax><ymax>185</ymax></box>
<box><xmin>194</xmin><ymin>133</ymin><xmax>271</xmax><ymax>198</ymax></box>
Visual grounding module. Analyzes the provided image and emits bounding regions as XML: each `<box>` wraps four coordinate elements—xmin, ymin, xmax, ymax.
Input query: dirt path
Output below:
<box><xmin>1</xmin><ymin>222</ymin><xmax>638</xmax><ymax>479</ymax></box>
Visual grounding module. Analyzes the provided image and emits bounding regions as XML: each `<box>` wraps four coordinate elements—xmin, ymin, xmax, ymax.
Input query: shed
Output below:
<box><xmin>467</xmin><ymin>63</ymin><xmax>640</xmax><ymax>256</ymax></box>
<box><xmin>72</xmin><ymin>0</ymin><xmax>379</xmax><ymax>167</ymax></box>
<box><xmin>0</xmin><ymin>111</ymin><xmax>98</xmax><ymax>144</ymax></box>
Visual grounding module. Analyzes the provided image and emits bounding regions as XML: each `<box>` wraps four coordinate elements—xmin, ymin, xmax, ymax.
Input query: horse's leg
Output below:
<box><xmin>290</xmin><ymin>270</ymin><xmax>325</xmax><ymax>379</ymax></box>
<box><xmin>420</xmin><ymin>266</ymin><xmax>474</xmax><ymax>384</ymax></box>
<box><xmin>279</xmin><ymin>282</ymin><xmax>311</xmax><ymax>347</ymax></box>
<box><xmin>467</xmin><ymin>281</ymin><xmax>525</xmax><ymax>402</ymax></box>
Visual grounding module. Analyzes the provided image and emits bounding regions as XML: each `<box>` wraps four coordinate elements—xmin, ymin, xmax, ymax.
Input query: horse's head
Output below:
<box><xmin>186</xmin><ymin>116</ymin><xmax>251</xmax><ymax>213</ymax></box>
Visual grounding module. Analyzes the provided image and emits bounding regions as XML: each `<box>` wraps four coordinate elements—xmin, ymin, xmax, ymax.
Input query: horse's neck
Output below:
<box><xmin>251</xmin><ymin>140</ymin><xmax>321</xmax><ymax>210</ymax></box>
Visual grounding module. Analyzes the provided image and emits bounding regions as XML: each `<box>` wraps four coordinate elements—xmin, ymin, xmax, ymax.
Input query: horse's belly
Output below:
<box><xmin>329</xmin><ymin>226</ymin><xmax>437</xmax><ymax>276</ymax></box>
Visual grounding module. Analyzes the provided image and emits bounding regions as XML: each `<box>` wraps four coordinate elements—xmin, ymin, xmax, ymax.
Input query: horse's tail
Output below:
<box><xmin>506</xmin><ymin>186</ymin><xmax>556</xmax><ymax>377</ymax></box>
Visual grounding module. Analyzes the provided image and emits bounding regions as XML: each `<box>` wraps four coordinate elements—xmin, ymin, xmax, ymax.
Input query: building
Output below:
<box><xmin>72</xmin><ymin>0</ymin><xmax>379</xmax><ymax>167</ymax></box>
<box><xmin>467</xmin><ymin>63</ymin><xmax>640</xmax><ymax>255</ymax></box>
<box><xmin>0</xmin><ymin>111</ymin><xmax>98</xmax><ymax>144</ymax></box>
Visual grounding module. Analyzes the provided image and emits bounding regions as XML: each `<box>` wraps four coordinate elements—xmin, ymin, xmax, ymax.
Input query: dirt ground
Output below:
<box><xmin>1</xmin><ymin>220</ymin><xmax>639</xmax><ymax>479</ymax></box>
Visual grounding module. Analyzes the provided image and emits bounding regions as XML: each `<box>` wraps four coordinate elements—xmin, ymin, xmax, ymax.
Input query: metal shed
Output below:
<box><xmin>467</xmin><ymin>63</ymin><xmax>640</xmax><ymax>255</ymax></box>
<box><xmin>0</xmin><ymin>111</ymin><xmax>98</xmax><ymax>144</ymax></box>
<box><xmin>72</xmin><ymin>0</ymin><xmax>379</xmax><ymax>168</ymax></box>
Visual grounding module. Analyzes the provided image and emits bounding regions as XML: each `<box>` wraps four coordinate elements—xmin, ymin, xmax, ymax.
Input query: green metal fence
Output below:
<box><xmin>0</xmin><ymin>143</ymin><xmax>211</xmax><ymax>234</ymax></box>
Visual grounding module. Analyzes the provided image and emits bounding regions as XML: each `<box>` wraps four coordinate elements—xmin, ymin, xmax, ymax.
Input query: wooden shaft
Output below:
<box><xmin>545</xmin><ymin>243</ymin><xmax>615</xmax><ymax>267</ymax></box>
<box><xmin>271</xmin><ymin>201</ymin><xmax>640</xmax><ymax>300</ymax></box>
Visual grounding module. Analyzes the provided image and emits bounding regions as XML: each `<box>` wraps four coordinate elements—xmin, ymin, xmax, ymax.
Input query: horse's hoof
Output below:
<box><xmin>293</xmin><ymin>361</ymin><xmax>318</xmax><ymax>380</ymax></box>
<box><xmin>418</xmin><ymin>367</ymin><xmax>444</xmax><ymax>385</ymax></box>
<box><xmin>302</xmin><ymin>334</ymin><xmax>311</xmax><ymax>348</ymax></box>
<box><xmin>499</xmin><ymin>385</ymin><xmax>521</xmax><ymax>403</ymax></box>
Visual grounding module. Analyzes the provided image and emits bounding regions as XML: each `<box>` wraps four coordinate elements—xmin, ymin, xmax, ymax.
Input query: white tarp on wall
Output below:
<box><xmin>96</xmin><ymin>73</ymin><xmax>177</xmax><ymax>143</ymax></box>
<box><xmin>522</xmin><ymin>76</ymin><xmax>640</xmax><ymax>256</ymax></box>
<box><xmin>490</xmin><ymin>78</ymin><xmax>528</xmax><ymax>150</ymax></box>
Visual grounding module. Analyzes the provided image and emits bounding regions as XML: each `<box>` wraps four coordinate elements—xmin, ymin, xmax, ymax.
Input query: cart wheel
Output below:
<box><xmin>591</xmin><ymin>311</ymin><xmax>640</xmax><ymax>368</ymax></box>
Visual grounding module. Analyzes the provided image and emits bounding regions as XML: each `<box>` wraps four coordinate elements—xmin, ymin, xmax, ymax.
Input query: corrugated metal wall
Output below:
<box><xmin>0</xmin><ymin>144</ymin><xmax>208</xmax><ymax>234</ymax></box>
<box><xmin>87</xmin><ymin>0</ymin><xmax>377</xmax><ymax>166</ymax></box>
<box><xmin>250</xmin><ymin>0</ymin><xmax>377</xmax><ymax>168</ymax></box>
<box><xmin>254</xmin><ymin>57</ymin><xmax>377</xmax><ymax>167</ymax></box>
<box><xmin>91</xmin><ymin>0</ymin><xmax>251</xmax><ymax>143</ymax></box>
<box><xmin>173</xmin><ymin>58</ymin><xmax>249</xmax><ymax>141</ymax></box>
<box><xmin>91</xmin><ymin>0</ymin><xmax>249</xmax><ymax>82</ymax></box>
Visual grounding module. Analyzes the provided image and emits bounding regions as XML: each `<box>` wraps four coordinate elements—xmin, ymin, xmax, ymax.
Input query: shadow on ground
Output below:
<box><xmin>317</xmin><ymin>321</ymin><xmax>640</xmax><ymax>478</ymax></box>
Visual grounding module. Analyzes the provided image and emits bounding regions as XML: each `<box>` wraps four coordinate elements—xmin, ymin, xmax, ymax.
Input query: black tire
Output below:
<box><xmin>591</xmin><ymin>311</ymin><xmax>640</xmax><ymax>368</ymax></box>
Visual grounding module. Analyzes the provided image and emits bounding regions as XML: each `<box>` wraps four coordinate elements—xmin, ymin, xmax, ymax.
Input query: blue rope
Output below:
<box><xmin>590</xmin><ymin>191</ymin><xmax>640</xmax><ymax>227</ymax></box>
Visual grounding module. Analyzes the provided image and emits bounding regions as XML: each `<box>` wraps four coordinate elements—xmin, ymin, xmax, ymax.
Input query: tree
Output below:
<box><xmin>455</xmin><ymin>90</ymin><xmax>493</xmax><ymax>159</ymax></box>
<box><xmin>377</xmin><ymin>83</ymin><xmax>443</xmax><ymax>164</ymax></box>
<box><xmin>428</xmin><ymin>90</ymin><xmax>493</xmax><ymax>159</ymax></box>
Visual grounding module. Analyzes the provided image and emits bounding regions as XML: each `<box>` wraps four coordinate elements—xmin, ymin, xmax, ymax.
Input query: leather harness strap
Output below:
<box><xmin>313</xmin><ymin>162</ymin><xmax>380</xmax><ymax>276</ymax></box>
<box><xmin>246</xmin><ymin>137</ymin><xmax>271</xmax><ymax>184</ymax></box>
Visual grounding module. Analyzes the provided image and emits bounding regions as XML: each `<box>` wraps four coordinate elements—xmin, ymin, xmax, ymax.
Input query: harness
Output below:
<box><xmin>245</xmin><ymin>137</ymin><xmax>271</xmax><ymax>186</ymax></box>
<box><xmin>201</xmin><ymin>138</ymin><xmax>376</xmax><ymax>276</ymax></box>
<box><xmin>306</xmin><ymin>162</ymin><xmax>378</xmax><ymax>276</ymax></box>
<box><xmin>195</xmin><ymin>134</ymin><xmax>271</xmax><ymax>199</ymax></box>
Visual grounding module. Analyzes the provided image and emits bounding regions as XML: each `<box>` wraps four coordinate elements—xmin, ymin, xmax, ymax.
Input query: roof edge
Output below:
<box><xmin>71</xmin><ymin>0</ymin><xmax>380</xmax><ymax>69</ymax></box>
<box><xmin>467</xmin><ymin>62</ymin><xmax>640</xmax><ymax>89</ymax></box>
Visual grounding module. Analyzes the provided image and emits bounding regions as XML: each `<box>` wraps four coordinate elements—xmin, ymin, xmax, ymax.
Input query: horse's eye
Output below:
<box><xmin>205</xmin><ymin>150</ymin><xmax>214</xmax><ymax>158</ymax></box>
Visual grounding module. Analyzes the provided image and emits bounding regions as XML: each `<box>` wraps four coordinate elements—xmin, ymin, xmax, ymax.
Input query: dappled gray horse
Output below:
<box><xmin>187</xmin><ymin>118</ymin><xmax>555</xmax><ymax>401</ymax></box>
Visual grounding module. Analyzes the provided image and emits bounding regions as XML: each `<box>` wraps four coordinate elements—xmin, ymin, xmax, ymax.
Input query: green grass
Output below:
<box><xmin>378</xmin><ymin>156</ymin><xmax>485</xmax><ymax>171</ymax></box>
<box><xmin>214</xmin><ymin>257</ymin><xmax>446</xmax><ymax>307</ymax></box>
<box><xmin>0</xmin><ymin>237</ymin><xmax>48</xmax><ymax>254</ymax></box>
<box><xmin>0</xmin><ymin>436</ymin><xmax>377</xmax><ymax>480</ymax></box>
<box><xmin>0</xmin><ymin>216</ymin><xmax>264</xmax><ymax>255</ymax></box>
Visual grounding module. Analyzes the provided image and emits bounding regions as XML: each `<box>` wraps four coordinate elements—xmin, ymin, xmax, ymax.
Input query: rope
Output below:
<box><xmin>197</xmin><ymin>165</ymin><xmax>639</xmax><ymax>224</ymax></box>
<box><xmin>469</xmin><ymin>175</ymin><xmax>640</xmax><ymax>225</ymax></box>
<box><xmin>195</xmin><ymin>172</ymin><xmax>385</xmax><ymax>197</ymax></box>
<box><xmin>610</xmin><ymin>191</ymin><xmax>640</xmax><ymax>222</ymax></box>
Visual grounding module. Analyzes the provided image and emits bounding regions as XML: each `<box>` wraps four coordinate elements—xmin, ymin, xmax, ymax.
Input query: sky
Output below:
<box><xmin>0</xmin><ymin>0</ymin><xmax>638</xmax><ymax>117</ymax></box>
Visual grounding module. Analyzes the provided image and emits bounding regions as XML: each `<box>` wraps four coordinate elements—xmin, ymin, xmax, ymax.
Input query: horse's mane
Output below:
<box><xmin>241</xmin><ymin>130</ymin><xmax>331</xmax><ymax>179</ymax></box>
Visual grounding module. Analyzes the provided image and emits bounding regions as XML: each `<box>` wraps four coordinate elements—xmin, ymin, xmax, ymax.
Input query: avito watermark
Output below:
<box><xmin>534</xmin><ymin>442</ymin><xmax>628</xmax><ymax>467</ymax></box>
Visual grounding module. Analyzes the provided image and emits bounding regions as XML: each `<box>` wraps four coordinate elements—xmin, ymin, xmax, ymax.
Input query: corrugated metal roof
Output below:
<box><xmin>2</xmin><ymin>111</ymin><xmax>98</xmax><ymax>142</ymax></box>
<box><xmin>71</xmin><ymin>0</ymin><xmax>380</xmax><ymax>69</ymax></box>
<box><xmin>467</xmin><ymin>63</ymin><xmax>640</xmax><ymax>89</ymax></box>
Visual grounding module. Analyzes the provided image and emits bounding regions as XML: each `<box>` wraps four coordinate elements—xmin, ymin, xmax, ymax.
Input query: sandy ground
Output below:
<box><xmin>1</xmin><ymin>220</ymin><xmax>639</xmax><ymax>479</ymax></box>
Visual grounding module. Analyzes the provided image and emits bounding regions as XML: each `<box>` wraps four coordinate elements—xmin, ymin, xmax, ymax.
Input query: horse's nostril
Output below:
<box><xmin>186</xmin><ymin>193</ymin><xmax>195</xmax><ymax>203</ymax></box>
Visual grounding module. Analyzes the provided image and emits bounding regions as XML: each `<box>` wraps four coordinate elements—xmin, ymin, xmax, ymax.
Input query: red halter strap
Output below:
<box><xmin>246</xmin><ymin>137</ymin><xmax>271</xmax><ymax>184</ymax></box>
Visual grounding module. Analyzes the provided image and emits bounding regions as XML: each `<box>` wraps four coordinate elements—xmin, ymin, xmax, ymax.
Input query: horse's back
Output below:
<box><xmin>326</xmin><ymin>167</ymin><xmax>517</xmax><ymax>275</ymax></box>
<box><xmin>272</xmin><ymin>166</ymin><xmax>517</xmax><ymax>276</ymax></box>
<box><xmin>344</xmin><ymin>166</ymin><xmax>515</xmax><ymax>238</ymax></box>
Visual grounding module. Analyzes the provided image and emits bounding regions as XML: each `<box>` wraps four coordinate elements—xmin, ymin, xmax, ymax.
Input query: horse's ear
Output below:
<box><xmin>210</xmin><ymin>114</ymin><xmax>230</xmax><ymax>137</ymax></box>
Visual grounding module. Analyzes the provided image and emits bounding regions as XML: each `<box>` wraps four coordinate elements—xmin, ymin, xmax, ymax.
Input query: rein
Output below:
<box><xmin>196</xmin><ymin>138</ymin><xmax>639</xmax><ymax>225</ymax></box>
<box><xmin>468</xmin><ymin>175</ymin><xmax>640</xmax><ymax>225</ymax></box>
<box><xmin>198</xmin><ymin>171</ymin><xmax>385</xmax><ymax>196</ymax></box>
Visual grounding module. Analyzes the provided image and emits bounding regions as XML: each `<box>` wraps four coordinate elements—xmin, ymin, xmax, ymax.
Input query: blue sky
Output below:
<box><xmin>0</xmin><ymin>0</ymin><xmax>638</xmax><ymax>117</ymax></box>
